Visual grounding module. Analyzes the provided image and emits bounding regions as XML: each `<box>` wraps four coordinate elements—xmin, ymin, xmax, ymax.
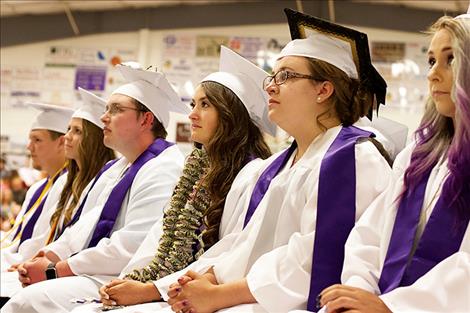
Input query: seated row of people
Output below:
<box><xmin>1</xmin><ymin>8</ymin><xmax>469</xmax><ymax>313</ymax></box>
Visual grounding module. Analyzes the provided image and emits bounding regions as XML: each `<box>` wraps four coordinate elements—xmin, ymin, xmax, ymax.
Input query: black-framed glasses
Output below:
<box><xmin>104</xmin><ymin>104</ymin><xmax>146</xmax><ymax>116</ymax></box>
<box><xmin>263</xmin><ymin>70</ymin><xmax>321</xmax><ymax>89</ymax></box>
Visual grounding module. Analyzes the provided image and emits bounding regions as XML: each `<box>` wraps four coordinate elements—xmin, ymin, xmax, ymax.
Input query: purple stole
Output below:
<box><xmin>16</xmin><ymin>169</ymin><xmax>66</xmax><ymax>245</ymax></box>
<box><xmin>53</xmin><ymin>158</ymin><xmax>119</xmax><ymax>240</ymax></box>
<box><xmin>87</xmin><ymin>139</ymin><xmax>174</xmax><ymax>248</ymax></box>
<box><xmin>378</xmin><ymin>169</ymin><xmax>470</xmax><ymax>293</ymax></box>
<box><xmin>307</xmin><ymin>126</ymin><xmax>374</xmax><ymax>311</ymax></box>
<box><xmin>243</xmin><ymin>143</ymin><xmax>297</xmax><ymax>227</ymax></box>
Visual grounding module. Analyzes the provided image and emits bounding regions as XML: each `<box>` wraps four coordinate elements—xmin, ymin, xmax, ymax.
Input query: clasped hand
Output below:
<box><xmin>16</xmin><ymin>251</ymin><xmax>51</xmax><ymax>287</ymax></box>
<box><xmin>99</xmin><ymin>278</ymin><xmax>161</xmax><ymax>307</ymax></box>
<box><xmin>167</xmin><ymin>270</ymin><xmax>218</xmax><ymax>313</ymax></box>
<box><xmin>319</xmin><ymin>284</ymin><xmax>392</xmax><ymax>313</ymax></box>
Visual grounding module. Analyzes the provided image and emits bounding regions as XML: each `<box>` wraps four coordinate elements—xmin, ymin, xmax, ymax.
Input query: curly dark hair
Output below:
<box><xmin>199</xmin><ymin>81</ymin><xmax>272</xmax><ymax>247</ymax></box>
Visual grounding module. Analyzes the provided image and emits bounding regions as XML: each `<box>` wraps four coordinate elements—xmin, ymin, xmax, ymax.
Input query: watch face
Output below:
<box><xmin>45</xmin><ymin>264</ymin><xmax>57</xmax><ymax>280</ymax></box>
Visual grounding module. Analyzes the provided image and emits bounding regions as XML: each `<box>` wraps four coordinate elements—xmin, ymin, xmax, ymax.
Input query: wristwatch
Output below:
<box><xmin>45</xmin><ymin>262</ymin><xmax>57</xmax><ymax>280</ymax></box>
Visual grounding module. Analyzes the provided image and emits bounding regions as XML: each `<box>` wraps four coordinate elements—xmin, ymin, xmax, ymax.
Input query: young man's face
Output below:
<box><xmin>27</xmin><ymin>129</ymin><xmax>63</xmax><ymax>171</ymax></box>
<box><xmin>101</xmin><ymin>94</ymin><xmax>146</xmax><ymax>152</ymax></box>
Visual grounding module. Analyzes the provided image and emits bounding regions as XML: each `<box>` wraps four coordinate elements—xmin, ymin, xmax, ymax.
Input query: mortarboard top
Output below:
<box><xmin>112</xmin><ymin>63</ymin><xmax>191</xmax><ymax>128</ymax></box>
<box><xmin>74</xmin><ymin>87</ymin><xmax>106</xmax><ymax>129</ymax></box>
<box><xmin>201</xmin><ymin>46</ymin><xmax>277</xmax><ymax>136</ymax></box>
<box><xmin>27</xmin><ymin>102</ymin><xmax>74</xmax><ymax>134</ymax></box>
<box><xmin>282</xmin><ymin>8</ymin><xmax>387</xmax><ymax>120</ymax></box>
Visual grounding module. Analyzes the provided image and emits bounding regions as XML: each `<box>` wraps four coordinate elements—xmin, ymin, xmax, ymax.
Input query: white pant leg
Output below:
<box><xmin>1</xmin><ymin>249</ymin><xmax>23</xmax><ymax>272</ymax></box>
<box><xmin>117</xmin><ymin>302</ymin><xmax>170</xmax><ymax>313</ymax></box>
<box><xmin>217</xmin><ymin>303</ymin><xmax>268</xmax><ymax>313</ymax></box>
<box><xmin>68</xmin><ymin>303</ymin><xmax>102</xmax><ymax>313</ymax></box>
<box><xmin>70</xmin><ymin>302</ymin><xmax>170</xmax><ymax>313</ymax></box>
<box><xmin>0</xmin><ymin>271</ymin><xmax>22</xmax><ymax>298</ymax></box>
<box><xmin>153</xmin><ymin>305</ymin><xmax>174</xmax><ymax>313</ymax></box>
<box><xmin>2</xmin><ymin>276</ymin><xmax>101</xmax><ymax>313</ymax></box>
<box><xmin>71</xmin><ymin>302</ymin><xmax>170</xmax><ymax>313</ymax></box>
<box><xmin>152</xmin><ymin>303</ymin><xmax>267</xmax><ymax>313</ymax></box>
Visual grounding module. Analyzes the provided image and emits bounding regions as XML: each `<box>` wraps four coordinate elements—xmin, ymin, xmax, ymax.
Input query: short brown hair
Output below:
<box><xmin>131</xmin><ymin>99</ymin><xmax>167</xmax><ymax>139</ymax></box>
<box><xmin>47</xmin><ymin>130</ymin><xmax>65</xmax><ymax>140</ymax></box>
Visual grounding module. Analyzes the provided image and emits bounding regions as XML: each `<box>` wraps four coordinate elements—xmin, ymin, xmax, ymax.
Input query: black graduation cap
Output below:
<box><xmin>283</xmin><ymin>8</ymin><xmax>387</xmax><ymax>120</ymax></box>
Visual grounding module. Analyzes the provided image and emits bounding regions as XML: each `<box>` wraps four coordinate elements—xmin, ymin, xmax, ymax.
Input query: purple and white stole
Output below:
<box><xmin>53</xmin><ymin>158</ymin><xmax>120</xmax><ymax>241</ymax></box>
<box><xmin>17</xmin><ymin>168</ymin><xmax>67</xmax><ymax>245</ymax></box>
<box><xmin>378</xmin><ymin>167</ymin><xmax>470</xmax><ymax>293</ymax></box>
<box><xmin>87</xmin><ymin>139</ymin><xmax>174</xmax><ymax>248</ymax></box>
<box><xmin>243</xmin><ymin>143</ymin><xmax>297</xmax><ymax>228</ymax></box>
<box><xmin>307</xmin><ymin>126</ymin><xmax>374</xmax><ymax>311</ymax></box>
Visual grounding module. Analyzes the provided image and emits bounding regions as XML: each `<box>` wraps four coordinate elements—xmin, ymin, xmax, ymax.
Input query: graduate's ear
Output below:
<box><xmin>57</xmin><ymin>135</ymin><xmax>66</xmax><ymax>147</ymax></box>
<box><xmin>315</xmin><ymin>81</ymin><xmax>334</xmax><ymax>104</ymax></box>
<box><xmin>141</xmin><ymin>111</ymin><xmax>155</xmax><ymax>130</ymax></box>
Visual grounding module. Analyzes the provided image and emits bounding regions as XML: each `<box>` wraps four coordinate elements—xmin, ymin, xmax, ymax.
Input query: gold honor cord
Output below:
<box><xmin>45</xmin><ymin>215</ymin><xmax>60</xmax><ymax>245</ymax></box>
<box><xmin>0</xmin><ymin>165</ymin><xmax>66</xmax><ymax>249</ymax></box>
<box><xmin>0</xmin><ymin>178</ymin><xmax>53</xmax><ymax>249</ymax></box>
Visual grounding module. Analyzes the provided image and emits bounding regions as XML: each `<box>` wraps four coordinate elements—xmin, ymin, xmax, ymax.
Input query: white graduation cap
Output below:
<box><xmin>74</xmin><ymin>87</ymin><xmax>106</xmax><ymax>129</ymax></box>
<box><xmin>278</xmin><ymin>33</ymin><xmax>358</xmax><ymax>79</ymax></box>
<box><xmin>111</xmin><ymin>63</ymin><xmax>190</xmax><ymax>128</ymax></box>
<box><xmin>201</xmin><ymin>46</ymin><xmax>277</xmax><ymax>137</ymax></box>
<box><xmin>282</xmin><ymin>9</ymin><xmax>387</xmax><ymax>120</ymax></box>
<box><xmin>27</xmin><ymin>102</ymin><xmax>74</xmax><ymax>134</ymax></box>
<box><xmin>455</xmin><ymin>13</ymin><xmax>470</xmax><ymax>19</ymax></box>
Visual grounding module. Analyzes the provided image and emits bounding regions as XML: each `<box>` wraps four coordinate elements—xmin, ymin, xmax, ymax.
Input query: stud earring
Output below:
<box><xmin>317</xmin><ymin>97</ymin><xmax>321</xmax><ymax>102</ymax></box>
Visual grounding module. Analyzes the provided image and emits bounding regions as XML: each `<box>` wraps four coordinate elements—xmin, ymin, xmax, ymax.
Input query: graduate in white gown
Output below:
<box><xmin>1</xmin><ymin>88</ymin><xmax>115</xmax><ymax>275</ymax></box>
<box><xmin>49</xmin><ymin>46</ymin><xmax>275</xmax><ymax>313</ymax></box>
<box><xmin>317</xmin><ymin>13</ymin><xmax>470</xmax><ymax>313</ymax></box>
<box><xmin>1</xmin><ymin>103</ymin><xmax>74</xmax><ymax>271</ymax></box>
<box><xmin>1</xmin><ymin>64</ymin><xmax>187</xmax><ymax>312</ymax></box>
<box><xmin>156</xmin><ymin>10</ymin><xmax>393</xmax><ymax>313</ymax></box>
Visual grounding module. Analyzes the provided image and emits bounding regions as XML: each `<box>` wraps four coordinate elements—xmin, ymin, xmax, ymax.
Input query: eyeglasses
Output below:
<box><xmin>263</xmin><ymin>70</ymin><xmax>321</xmax><ymax>89</ymax></box>
<box><xmin>104</xmin><ymin>104</ymin><xmax>146</xmax><ymax>116</ymax></box>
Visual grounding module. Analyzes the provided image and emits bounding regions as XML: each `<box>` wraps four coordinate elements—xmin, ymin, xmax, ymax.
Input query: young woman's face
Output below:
<box><xmin>64</xmin><ymin>117</ymin><xmax>83</xmax><ymax>162</ymax></box>
<box><xmin>264</xmin><ymin>56</ymin><xmax>320</xmax><ymax>133</ymax></box>
<box><xmin>427</xmin><ymin>28</ymin><xmax>455</xmax><ymax>118</ymax></box>
<box><xmin>189</xmin><ymin>85</ymin><xmax>219</xmax><ymax>148</ymax></box>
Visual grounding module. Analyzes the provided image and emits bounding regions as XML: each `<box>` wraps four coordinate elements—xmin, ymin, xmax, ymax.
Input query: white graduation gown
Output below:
<box><xmin>338</xmin><ymin>143</ymin><xmax>470</xmax><ymax>313</ymax></box>
<box><xmin>1</xmin><ymin>178</ymin><xmax>46</xmax><ymax>244</ymax></box>
<box><xmin>71</xmin><ymin>126</ymin><xmax>392</xmax><ymax>313</ymax></box>
<box><xmin>1</xmin><ymin>174</ymin><xmax>65</xmax><ymax>271</ymax></box>
<box><xmin>0</xmin><ymin>167</ymin><xmax>119</xmax><ymax>272</ymax></box>
<box><xmin>1</xmin><ymin>145</ymin><xmax>184</xmax><ymax>313</ymax></box>
<box><xmin>67</xmin><ymin>155</ymin><xmax>274</xmax><ymax>313</ymax></box>
<box><xmin>1</xmin><ymin>160</ymin><xmax>124</xmax><ymax>296</ymax></box>
<box><xmin>147</xmin><ymin>126</ymin><xmax>391</xmax><ymax>313</ymax></box>
<box><xmin>33</xmin><ymin>158</ymin><xmax>268</xmax><ymax>313</ymax></box>
<box><xmin>227</xmin><ymin>127</ymin><xmax>391</xmax><ymax>312</ymax></box>
<box><xmin>119</xmin><ymin>158</ymin><xmax>266</xmax><ymax>280</ymax></box>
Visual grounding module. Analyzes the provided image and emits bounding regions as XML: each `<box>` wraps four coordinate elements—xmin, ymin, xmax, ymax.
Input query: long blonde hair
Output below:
<box><xmin>403</xmin><ymin>16</ymin><xmax>470</xmax><ymax>219</ymax></box>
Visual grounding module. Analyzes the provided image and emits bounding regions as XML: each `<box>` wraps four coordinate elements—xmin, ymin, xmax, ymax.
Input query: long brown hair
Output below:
<box><xmin>50</xmin><ymin>119</ymin><xmax>115</xmax><ymax>228</ymax></box>
<box><xmin>200</xmin><ymin>81</ymin><xmax>271</xmax><ymax>247</ymax></box>
<box><xmin>305</xmin><ymin>58</ymin><xmax>373</xmax><ymax>129</ymax></box>
<box><xmin>305</xmin><ymin>58</ymin><xmax>393</xmax><ymax>165</ymax></box>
